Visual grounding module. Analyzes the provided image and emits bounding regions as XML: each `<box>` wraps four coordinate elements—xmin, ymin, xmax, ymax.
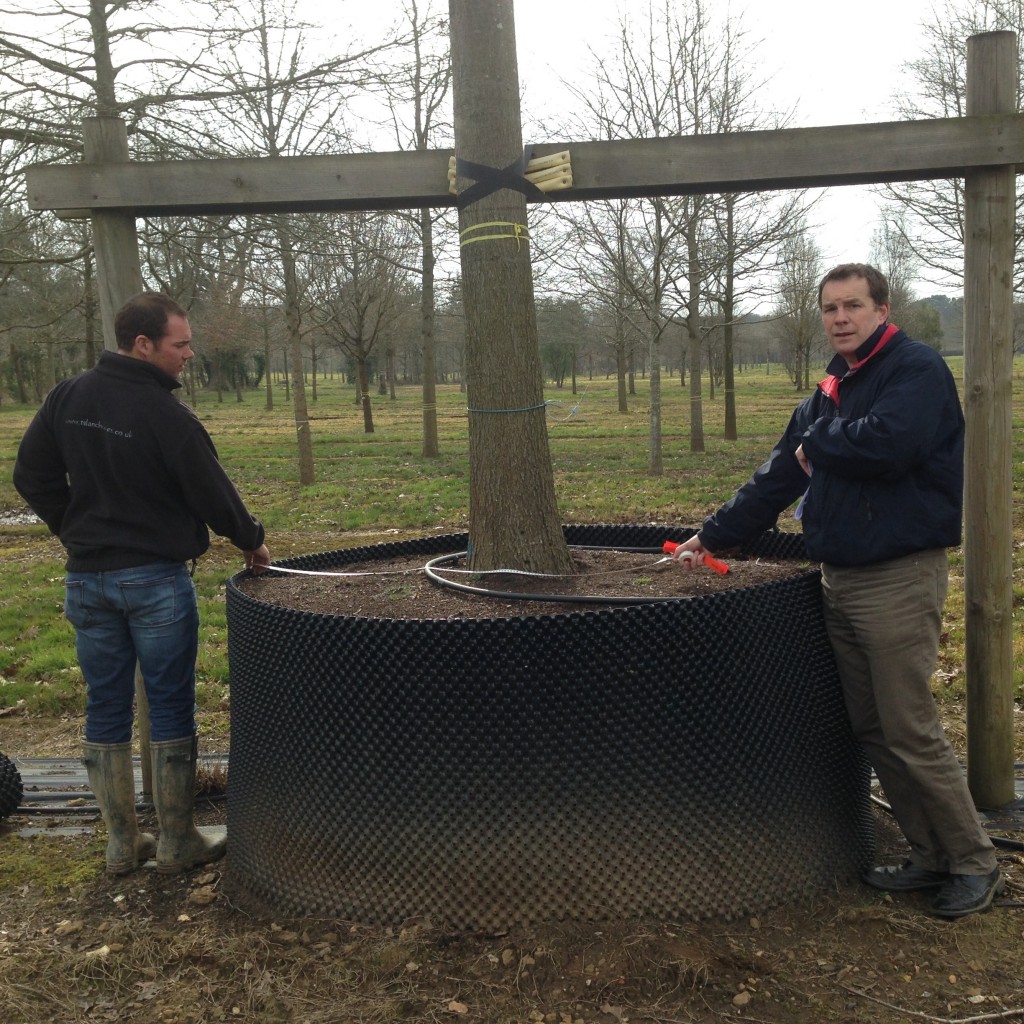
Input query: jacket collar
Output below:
<box><xmin>95</xmin><ymin>350</ymin><xmax>182</xmax><ymax>392</ymax></box>
<box><xmin>819</xmin><ymin>324</ymin><xmax>900</xmax><ymax>406</ymax></box>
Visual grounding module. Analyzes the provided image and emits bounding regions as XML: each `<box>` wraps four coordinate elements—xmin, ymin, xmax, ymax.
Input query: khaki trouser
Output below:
<box><xmin>821</xmin><ymin>548</ymin><xmax>996</xmax><ymax>876</ymax></box>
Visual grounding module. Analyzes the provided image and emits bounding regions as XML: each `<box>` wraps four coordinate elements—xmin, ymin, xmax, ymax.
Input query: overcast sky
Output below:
<box><xmin>508</xmin><ymin>0</ymin><xmax>948</xmax><ymax>283</ymax></box>
<box><xmin>510</xmin><ymin>0</ymin><xmax>936</xmax><ymax>129</ymax></box>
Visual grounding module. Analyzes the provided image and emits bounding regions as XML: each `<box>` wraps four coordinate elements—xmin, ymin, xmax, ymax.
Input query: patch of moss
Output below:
<box><xmin>0</xmin><ymin>833</ymin><xmax>104</xmax><ymax>894</ymax></box>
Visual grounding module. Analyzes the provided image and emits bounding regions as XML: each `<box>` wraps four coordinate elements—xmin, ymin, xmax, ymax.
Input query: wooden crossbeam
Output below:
<box><xmin>26</xmin><ymin>114</ymin><xmax>1024</xmax><ymax>218</ymax></box>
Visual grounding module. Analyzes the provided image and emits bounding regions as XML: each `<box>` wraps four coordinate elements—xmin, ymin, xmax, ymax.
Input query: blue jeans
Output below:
<box><xmin>64</xmin><ymin>562</ymin><xmax>199</xmax><ymax>744</ymax></box>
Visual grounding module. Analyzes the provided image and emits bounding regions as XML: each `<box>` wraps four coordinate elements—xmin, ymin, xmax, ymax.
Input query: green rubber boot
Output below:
<box><xmin>81</xmin><ymin>742</ymin><xmax>157</xmax><ymax>875</ymax></box>
<box><xmin>151</xmin><ymin>735</ymin><xmax>226</xmax><ymax>874</ymax></box>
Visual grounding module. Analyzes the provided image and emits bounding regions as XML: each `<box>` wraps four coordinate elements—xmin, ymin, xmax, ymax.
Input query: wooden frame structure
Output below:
<box><xmin>29</xmin><ymin>116</ymin><xmax>1024</xmax><ymax>217</ymax></box>
<box><xmin>25</xmin><ymin>30</ymin><xmax>1020</xmax><ymax>809</ymax></box>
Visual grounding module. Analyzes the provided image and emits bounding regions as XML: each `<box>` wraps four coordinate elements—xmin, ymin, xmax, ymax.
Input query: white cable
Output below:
<box><xmin>259</xmin><ymin>553</ymin><xmax>672</xmax><ymax>580</ymax></box>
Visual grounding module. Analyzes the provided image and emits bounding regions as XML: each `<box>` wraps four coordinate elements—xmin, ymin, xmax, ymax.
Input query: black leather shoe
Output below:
<box><xmin>930</xmin><ymin>869</ymin><xmax>1005</xmax><ymax>918</ymax></box>
<box><xmin>863</xmin><ymin>861</ymin><xmax>950</xmax><ymax>892</ymax></box>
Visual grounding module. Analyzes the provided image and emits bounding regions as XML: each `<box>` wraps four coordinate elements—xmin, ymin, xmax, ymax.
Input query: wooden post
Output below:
<box><xmin>963</xmin><ymin>31</ymin><xmax>1017</xmax><ymax>809</ymax></box>
<box><xmin>82</xmin><ymin>117</ymin><xmax>144</xmax><ymax>350</ymax></box>
<box><xmin>83</xmin><ymin>116</ymin><xmax>151</xmax><ymax>799</ymax></box>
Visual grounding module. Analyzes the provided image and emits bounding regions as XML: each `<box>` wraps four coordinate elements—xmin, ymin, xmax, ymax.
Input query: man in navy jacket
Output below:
<box><xmin>674</xmin><ymin>264</ymin><xmax>1001</xmax><ymax>918</ymax></box>
<box><xmin>15</xmin><ymin>292</ymin><xmax>270</xmax><ymax>877</ymax></box>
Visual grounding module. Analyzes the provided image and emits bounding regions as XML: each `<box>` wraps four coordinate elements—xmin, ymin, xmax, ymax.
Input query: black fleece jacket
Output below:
<box><xmin>698</xmin><ymin>326</ymin><xmax>964</xmax><ymax>567</ymax></box>
<box><xmin>13</xmin><ymin>352</ymin><xmax>265</xmax><ymax>571</ymax></box>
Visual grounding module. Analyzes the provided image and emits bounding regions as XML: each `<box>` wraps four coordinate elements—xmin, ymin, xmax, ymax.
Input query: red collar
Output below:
<box><xmin>818</xmin><ymin>324</ymin><xmax>899</xmax><ymax>407</ymax></box>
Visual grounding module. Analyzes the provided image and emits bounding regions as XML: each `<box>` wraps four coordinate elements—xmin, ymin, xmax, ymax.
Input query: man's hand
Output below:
<box><xmin>795</xmin><ymin>443</ymin><xmax>811</xmax><ymax>476</ymax></box>
<box><xmin>244</xmin><ymin>544</ymin><xmax>271</xmax><ymax>575</ymax></box>
<box><xmin>671</xmin><ymin>535</ymin><xmax>709</xmax><ymax>570</ymax></box>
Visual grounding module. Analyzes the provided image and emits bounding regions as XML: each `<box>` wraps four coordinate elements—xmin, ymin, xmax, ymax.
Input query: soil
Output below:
<box><xmin>2</xmin><ymin>549</ymin><xmax>1023</xmax><ymax>1023</ymax></box>
<box><xmin>236</xmin><ymin>547</ymin><xmax>810</xmax><ymax>618</ymax></box>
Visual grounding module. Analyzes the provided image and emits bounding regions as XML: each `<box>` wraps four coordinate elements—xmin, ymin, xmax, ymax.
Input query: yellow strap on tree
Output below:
<box><xmin>459</xmin><ymin>221</ymin><xmax>530</xmax><ymax>250</ymax></box>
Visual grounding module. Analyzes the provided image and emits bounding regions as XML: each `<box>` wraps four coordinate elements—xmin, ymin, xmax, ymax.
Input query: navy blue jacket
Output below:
<box><xmin>699</xmin><ymin>326</ymin><xmax>964</xmax><ymax>567</ymax></box>
<box><xmin>14</xmin><ymin>352</ymin><xmax>265</xmax><ymax>571</ymax></box>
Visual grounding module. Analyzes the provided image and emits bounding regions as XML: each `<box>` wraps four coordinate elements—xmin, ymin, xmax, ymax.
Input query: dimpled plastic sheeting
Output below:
<box><xmin>224</xmin><ymin>525</ymin><xmax>874</xmax><ymax>928</ymax></box>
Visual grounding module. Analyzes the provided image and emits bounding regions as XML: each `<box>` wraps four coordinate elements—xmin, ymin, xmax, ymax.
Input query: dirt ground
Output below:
<box><xmin>235</xmin><ymin>547</ymin><xmax>809</xmax><ymax>618</ymax></box>
<box><xmin>2</xmin><ymin>550</ymin><xmax>1023</xmax><ymax>1023</ymax></box>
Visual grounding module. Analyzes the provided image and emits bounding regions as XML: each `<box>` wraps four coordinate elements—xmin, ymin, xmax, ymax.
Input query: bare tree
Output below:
<box><xmin>883</xmin><ymin>0</ymin><xmax>1024</xmax><ymax>291</ymax></box>
<box><xmin>0</xmin><ymin>0</ymin><xmax>226</xmax><ymax>138</ymax></box>
<box><xmin>370</xmin><ymin>0</ymin><xmax>453</xmax><ymax>456</ymax></box>
<box><xmin>558</xmin><ymin>3</ymin><xmax>700</xmax><ymax>472</ymax></box>
<box><xmin>311</xmin><ymin>212</ymin><xmax>418</xmax><ymax>435</ymax></box>
<box><xmin>199</xmin><ymin>0</ymin><xmax>395</xmax><ymax>483</ymax></box>
<box><xmin>557</xmin><ymin>0</ymin><xmax>802</xmax><ymax>465</ymax></box>
<box><xmin>871</xmin><ymin>213</ymin><xmax>944</xmax><ymax>348</ymax></box>
<box><xmin>0</xmin><ymin>0</ymin><xmax>241</xmax><ymax>356</ymax></box>
<box><xmin>552</xmin><ymin>199</ymin><xmax>656</xmax><ymax>417</ymax></box>
<box><xmin>0</xmin><ymin>195</ymin><xmax>92</xmax><ymax>398</ymax></box>
<box><xmin>774</xmin><ymin>228</ymin><xmax>824</xmax><ymax>392</ymax></box>
<box><xmin>597</xmin><ymin>2</ymin><xmax>716</xmax><ymax>467</ymax></box>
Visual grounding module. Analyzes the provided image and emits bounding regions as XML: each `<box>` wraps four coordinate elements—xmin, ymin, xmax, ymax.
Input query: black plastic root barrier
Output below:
<box><xmin>224</xmin><ymin>525</ymin><xmax>874</xmax><ymax>928</ymax></box>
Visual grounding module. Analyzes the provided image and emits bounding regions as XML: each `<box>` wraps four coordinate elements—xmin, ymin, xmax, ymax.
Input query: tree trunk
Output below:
<box><xmin>276</xmin><ymin>221</ymin><xmax>315</xmax><ymax>485</ymax></box>
<box><xmin>687</xmin><ymin>219</ymin><xmax>705</xmax><ymax>453</ymax></box>
<box><xmin>450</xmin><ymin>0</ymin><xmax>573</xmax><ymax>574</ymax></box>
<box><xmin>723</xmin><ymin>196</ymin><xmax>738</xmax><ymax>442</ymax></box>
<box><xmin>421</xmin><ymin>210</ymin><xmax>440</xmax><ymax>456</ymax></box>
<box><xmin>616</xmin><ymin>323</ymin><xmax>628</xmax><ymax>414</ymax></box>
<box><xmin>357</xmin><ymin>357</ymin><xmax>375</xmax><ymax>434</ymax></box>
<box><xmin>648</xmin><ymin>325</ymin><xmax>663</xmax><ymax>476</ymax></box>
<box><xmin>83</xmin><ymin>251</ymin><xmax>98</xmax><ymax>368</ymax></box>
<box><xmin>264</xmin><ymin>323</ymin><xmax>274</xmax><ymax>411</ymax></box>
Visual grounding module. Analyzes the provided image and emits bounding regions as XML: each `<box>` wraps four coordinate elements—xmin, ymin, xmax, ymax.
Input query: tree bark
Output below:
<box><xmin>648</xmin><ymin>325</ymin><xmax>663</xmax><ymax>475</ymax></box>
<box><xmin>615</xmin><ymin>319</ymin><xmax>628</xmax><ymax>414</ymax></box>
<box><xmin>357</xmin><ymin>357</ymin><xmax>375</xmax><ymax>434</ymax></box>
<box><xmin>686</xmin><ymin>217</ymin><xmax>705</xmax><ymax>453</ymax></box>
<box><xmin>276</xmin><ymin>220</ymin><xmax>315</xmax><ymax>485</ymax></box>
<box><xmin>264</xmin><ymin>320</ymin><xmax>274</xmax><ymax>411</ymax></box>
<box><xmin>450</xmin><ymin>0</ymin><xmax>573</xmax><ymax>574</ymax></box>
<box><xmin>722</xmin><ymin>197</ymin><xmax>738</xmax><ymax>442</ymax></box>
<box><xmin>421</xmin><ymin>209</ymin><xmax>440</xmax><ymax>456</ymax></box>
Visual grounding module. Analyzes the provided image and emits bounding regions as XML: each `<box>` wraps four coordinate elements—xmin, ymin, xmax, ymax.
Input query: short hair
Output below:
<box><xmin>114</xmin><ymin>292</ymin><xmax>188</xmax><ymax>351</ymax></box>
<box><xmin>817</xmin><ymin>263</ymin><xmax>890</xmax><ymax>309</ymax></box>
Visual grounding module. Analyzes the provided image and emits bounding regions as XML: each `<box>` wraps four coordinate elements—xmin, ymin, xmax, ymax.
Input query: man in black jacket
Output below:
<box><xmin>14</xmin><ymin>292</ymin><xmax>270</xmax><ymax>876</ymax></box>
<box><xmin>673</xmin><ymin>264</ymin><xmax>1002</xmax><ymax>918</ymax></box>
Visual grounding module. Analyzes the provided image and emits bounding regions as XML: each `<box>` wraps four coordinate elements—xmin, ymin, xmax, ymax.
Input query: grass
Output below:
<box><xmin>1</xmin><ymin>358</ymin><xmax>1022</xmax><ymax>721</ymax></box>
